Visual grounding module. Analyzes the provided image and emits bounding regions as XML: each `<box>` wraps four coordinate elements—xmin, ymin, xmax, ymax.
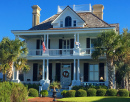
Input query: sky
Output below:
<box><xmin>0</xmin><ymin>0</ymin><xmax>130</xmax><ymax>41</ymax></box>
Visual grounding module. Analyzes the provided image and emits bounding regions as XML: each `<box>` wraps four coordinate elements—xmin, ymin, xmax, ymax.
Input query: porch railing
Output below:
<box><xmin>81</xmin><ymin>82</ymin><xmax>106</xmax><ymax>86</ymax></box>
<box><xmin>28</xmin><ymin>48</ymin><xmax>95</xmax><ymax>56</ymax></box>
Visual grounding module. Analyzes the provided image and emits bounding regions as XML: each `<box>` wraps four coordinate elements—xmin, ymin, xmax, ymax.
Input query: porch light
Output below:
<box><xmin>100</xmin><ymin>77</ymin><xmax>103</xmax><ymax>80</ymax></box>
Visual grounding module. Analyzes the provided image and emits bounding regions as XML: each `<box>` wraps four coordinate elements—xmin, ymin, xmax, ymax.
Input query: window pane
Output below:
<box><xmin>65</xmin><ymin>16</ymin><xmax>72</xmax><ymax>27</ymax></box>
<box><xmin>94</xmin><ymin>72</ymin><xmax>99</xmax><ymax>81</ymax></box>
<box><xmin>89</xmin><ymin>72</ymin><xmax>93</xmax><ymax>80</ymax></box>
<box><xmin>90</xmin><ymin>65</ymin><xmax>93</xmax><ymax>71</ymax></box>
<box><xmin>94</xmin><ymin>65</ymin><xmax>98</xmax><ymax>71</ymax></box>
<box><xmin>91</xmin><ymin>39</ymin><xmax>96</xmax><ymax>48</ymax></box>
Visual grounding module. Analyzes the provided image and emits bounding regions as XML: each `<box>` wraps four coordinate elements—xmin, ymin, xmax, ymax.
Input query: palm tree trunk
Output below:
<box><xmin>107</xmin><ymin>58</ymin><xmax>114</xmax><ymax>89</ymax></box>
<box><xmin>6</xmin><ymin>62</ymin><xmax>13</xmax><ymax>81</ymax></box>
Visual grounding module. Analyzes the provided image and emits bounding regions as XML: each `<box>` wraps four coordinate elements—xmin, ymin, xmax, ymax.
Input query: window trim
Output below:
<box><xmin>60</xmin><ymin>21</ymin><xmax>63</xmax><ymax>27</ymax></box>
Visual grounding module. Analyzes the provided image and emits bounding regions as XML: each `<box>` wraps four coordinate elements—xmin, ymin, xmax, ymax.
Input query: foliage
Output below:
<box><xmin>87</xmin><ymin>88</ymin><xmax>97</xmax><ymax>96</ymax></box>
<box><xmin>24</xmin><ymin>83</ymin><xmax>40</xmax><ymax>91</ymax></box>
<box><xmin>117</xmin><ymin>89</ymin><xmax>129</xmax><ymax>97</ymax></box>
<box><xmin>96</xmin><ymin>89</ymin><xmax>107</xmax><ymax>96</ymax></box>
<box><xmin>75</xmin><ymin>89</ymin><xmax>87</xmax><ymax>97</ymax></box>
<box><xmin>61</xmin><ymin>90</ymin><xmax>68</xmax><ymax>97</ymax></box>
<box><xmin>0</xmin><ymin>37</ymin><xmax>29</xmax><ymax>80</ymax></box>
<box><xmin>66</xmin><ymin>90</ymin><xmax>76</xmax><ymax>97</ymax></box>
<box><xmin>40</xmin><ymin>90</ymin><xmax>48</xmax><ymax>97</ymax></box>
<box><xmin>106</xmin><ymin>89</ymin><xmax>117</xmax><ymax>96</ymax></box>
<box><xmin>91</xmin><ymin>30</ymin><xmax>125</xmax><ymax>89</ymax></box>
<box><xmin>29</xmin><ymin>88</ymin><xmax>38</xmax><ymax>97</ymax></box>
<box><xmin>49</xmin><ymin>81</ymin><xmax>61</xmax><ymax>91</ymax></box>
<box><xmin>0</xmin><ymin>82</ymin><xmax>28</xmax><ymax>102</ymax></box>
<box><xmin>72</xmin><ymin>85</ymin><xmax>85</xmax><ymax>90</ymax></box>
<box><xmin>96</xmin><ymin>85</ymin><xmax>108</xmax><ymax>89</ymax></box>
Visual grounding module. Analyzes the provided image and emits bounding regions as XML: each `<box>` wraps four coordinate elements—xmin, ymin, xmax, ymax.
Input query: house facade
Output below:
<box><xmin>11</xmin><ymin>4</ymin><xmax>119</xmax><ymax>90</ymax></box>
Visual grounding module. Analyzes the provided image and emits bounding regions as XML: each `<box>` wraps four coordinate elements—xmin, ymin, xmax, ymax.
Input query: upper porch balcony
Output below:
<box><xmin>28</xmin><ymin>48</ymin><xmax>94</xmax><ymax>57</ymax></box>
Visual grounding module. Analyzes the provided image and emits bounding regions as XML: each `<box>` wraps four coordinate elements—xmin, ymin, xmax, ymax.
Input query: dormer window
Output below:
<box><xmin>60</xmin><ymin>21</ymin><xmax>63</xmax><ymax>27</ymax></box>
<box><xmin>65</xmin><ymin>16</ymin><xmax>72</xmax><ymax>27</ymax></box>
<box><xmin>73</xmin><ymin>20</ymin><xmax>76</xmax><ymax>27</ymax></box>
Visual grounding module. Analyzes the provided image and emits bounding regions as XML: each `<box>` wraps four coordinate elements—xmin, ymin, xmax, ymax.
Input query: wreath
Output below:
<box><xmin>62</xmin><ymin>71</ymin><xmax>69</xmax><ymax>78</ymax></box>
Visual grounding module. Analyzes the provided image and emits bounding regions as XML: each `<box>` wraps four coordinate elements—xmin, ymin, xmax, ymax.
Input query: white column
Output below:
<box><xmin>42</xmin><ymin>59</ymin><xmax>45</xmax><ymax>80</ymax></box>
<box><xmin>16</xmin><ymin>70</ymin><xmax>19</xmax><ymax>80</ymax></box>
<box><xmin>74</xmin><ymin>34</ymin><xmax>76</xmax><ymax>48</ymax></box>
<box><xmin>105</xmin><ymin>63</ymin><xmax>108</xmax><ymax>86</ymax></box>
<box><xmin>46</xmin><ymin>59</ymin><xmax>49</xmax><ymax>80</ymax></box>
<box><xmin>77</xmin><ymin>59</ymin><xmax>80</xmax><ymax>81</ymax></box>
<box><xmin>44</xmin><ymin>34</ymin><xmax>46</xmax><ymax>47</ymax></box>
<box><xmin>73</xmin><ymin>59</ymin><xmax>76</xmax><ymax>80</ymax></box>
<box><xmin>77</xmin><ymin>33</ymin><xmax>79</xmax><ymax>42</ymax></box>
<box><xmin>13</xmin><ymin>67</ymin><xmax>15</xmax><ymax>80</ymax></box>
<box><xmin>47</xmin><ymin>34</ymin><xmax>49</xmax><ymax>49</ymax></box>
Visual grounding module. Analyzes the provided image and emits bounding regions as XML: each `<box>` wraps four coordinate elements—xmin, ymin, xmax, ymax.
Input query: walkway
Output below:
<box><xmin>28</xmin><ymin>97</ymin><xmax>61</xmax><ymax>102</ymax></box>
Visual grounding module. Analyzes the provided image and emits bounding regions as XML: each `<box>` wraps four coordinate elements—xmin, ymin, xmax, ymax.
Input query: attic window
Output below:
<box><xmin>73</xmin><ymin>20</ymin><xmax>76</xmax><ymax>27</ymax></box>
<box><xmin>65</xmin><ymin>16</ymin><xmax>72</xmax><ymax>27</ymax></box>
<box><xmin>60</xmin><ymin>21</ymin><xmax>63</xmax><ymax>27</ymax></box>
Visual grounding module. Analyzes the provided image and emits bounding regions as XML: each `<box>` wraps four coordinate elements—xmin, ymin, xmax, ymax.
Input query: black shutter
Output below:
<box><xmin>71</xmin><ymin>63</ymin><xmax>74</xmax><ymax>80</ymax></box>
<box><xmin>33</xmin><ymin>63</ymin><xmax>38</xmax><ymax>81</ymax></box>
<box><xmin>56</xmin><ymin>63</ymin><xmax>61</xmax><ymax>82</ymax></box>
<box><xmin>70</xmin><ymin>39</ymin><xmax>74</xmax><ymax>55</ymax></box>
<box><xmin>99</xmin><ymin>63</ymin><xmax>104</xmax><ymax>82</ymax></box>
<box><xmin>84</xmin><ymin>63</ymin><xmax>89</xmax><ymax>82</ymax></box>
<box><xmin>19</xmin><ymin>74</ymin><xmax>24</xmax><ymax>81</ymax></box>
<box><xmin>86</xmin><ymin>38</ymin><xmax>90</xmax><ymax>48</ymax></box>
<box><xmin>49</xmin><ymin>39</ymin><xmax>50</xmax><ymax>49</ymax></box>
<box><xmin>36</xmin><ymin>40</ymin><xmax>40</xmax><ymax>55</ymax></box>
<box><xmin>59</xmin><ymin>39</ymin><xmax>62</xmax><ymax>55</ymax></box>
<box><xmin>49</xmin><ymin>63</ymin><xmax>52</xmax><ymax>82</ymax></box>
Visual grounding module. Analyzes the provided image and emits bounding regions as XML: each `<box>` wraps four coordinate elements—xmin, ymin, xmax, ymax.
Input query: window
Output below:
<box><xmin>60</xmin><ymin>21</ymin><xmax>63</xmax><ymax>27</ymax></box>
<box><xmin>91</xmin><ymin>39</ymin><xmax>96</xmax><ymax>53</ymax></box>
<box><xmin>65</xmin><ymin>16</ymin><xmax>72</xmax><ymax>27</ymax></box>
<box><xmin>89</xmin><ymin>64</ymin><xmax>99</xmax><ymax>81</ymax></box>
<box><xmin>73</xmin><ymin>20</ymin><xmax>76</xmax><ymax>27</ymax></box>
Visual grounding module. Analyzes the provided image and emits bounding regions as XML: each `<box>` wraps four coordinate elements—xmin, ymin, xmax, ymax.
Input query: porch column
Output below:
<box><xmin>74</xmin><ymin>34</ymin><xmax>76</xmax><ymax>48</ymax></box>
<box><xmin>73</xmin><ymin>59</ymin><xmax>76</xmax><ymax>80</ymax></box>
<box><xmin>46</xmin><ymin>59</ymin><xmax>49</xmax><ymax>80</ymax></box>
<box><xmin>12</xmin><ymin>66</ymin><xmax>15</xmax><ymax>80</ymax></box>
<box><xmin>77</xmin><ymin>59</ymin><xmax>80</xmax><ymax>81</ymax></box>
<box><xmin>77</xmin><ymin>33</ymin><xmax>79</xmax><ymax>42</ymax></box>
<box><xmin>44</xmin><ymin>34</ymin><xmax>46</xmax><ymax>47</ymax></box>
<box><xmin>47</xmin><ymin>34</ymin><xmax>49</xmax><ymax>49</ymax></box>
<box><xmin>42</xmin><ymin>59</ymin><xmax>45</xmax><ymax>80</ymax></box>
<box><xmin>16</xmin><ymin>70</ymin><xmax>19</xmax><ymax>80</ymax></box>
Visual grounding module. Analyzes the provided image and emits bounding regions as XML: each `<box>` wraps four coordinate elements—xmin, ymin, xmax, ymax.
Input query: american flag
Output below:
<box><xmin>42</xmin><ymin>42</ymin><xmax>46</xmax><ymax>53</ymax></box>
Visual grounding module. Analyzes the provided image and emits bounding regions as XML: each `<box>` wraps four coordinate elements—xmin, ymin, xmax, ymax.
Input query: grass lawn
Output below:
<box><xmin>57</xmin><ymin>96</ymin><xmax>130</xmax><ymax>102</ymax></box>
<box><xmin>28</xmin><ymin>97</ymin><xmax>35</xmax><ymax>99</ymax></box>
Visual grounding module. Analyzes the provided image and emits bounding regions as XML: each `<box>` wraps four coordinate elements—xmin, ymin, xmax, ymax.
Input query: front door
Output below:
<box><xmin>61</xmin><ymin>63</ymin><xmax>71</xmax><ymax>88</ymax></box>
<box><xmin>62</xmin><ymin>40</ymin><xmax>70</xmax><ymax>55</ymax></box>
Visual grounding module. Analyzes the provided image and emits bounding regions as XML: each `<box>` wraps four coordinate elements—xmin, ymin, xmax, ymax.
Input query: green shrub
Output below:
<box><xmin>72</xmin><ymin>85</ymin><xmax>85</xmax><ymax>90</ymax></box>
<box><xmin>24</xmin><ymin>83</ymin><xmax>39</xmax><ymax>91</ymax></box>
<box><xmin>96</xmin><ymin>89</ymin><xmax>106</xmax><ymax>96</ymax></box>
<box><xmin>96</xmin><ymin>85</ymin><xmax>108</xmax><ymax>89</ymax></box>
<box><xmin>29</xmin><ymin>88</ymin><xmax>38</xmax><ymax>97</ymax></box>
<box><xmin>0</xmin><ymin>82</ymin><xmax>28</xmax><ymax>102</ymax></box>
<box><xmin>76</xmin><ymin>89</ymin><xmax>87</xmax><ymax>97</ymax></box>
<box><xmin>40</xmin><ymin>90</ymin><xmax>48</xmax><ymax>97</ymax></box>
<box><xmin>129</xmin><ymin>91</ymin><xmax>130</xmax><ymax>97</ymax></box>
<box><xmin>66</xmin><ymin>90</ymin><xmax>76</xmax><ymax>97</ymax></box>
<box><xmin>61</xmin><ymin>90</ymin><xmax>68</xmax><ymax>97</ymax></box>
<box><xmin>117</xmin><ymin>89</ymin><xmax>129</xmax><ymax>97</ymax></box>
<box><xmin>106</xmin><ymin>89</ymin><xmax>117</xmax><ymax>96</ymax></box>
<box><xmin>87</xmin><ymin>88</ymin><xmax>97</xmax><ymax>96</ymax></box>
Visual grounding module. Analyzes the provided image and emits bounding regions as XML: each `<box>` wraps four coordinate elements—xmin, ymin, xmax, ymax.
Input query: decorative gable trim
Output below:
<box><xmin>51</xmin><ymin>6</ymin><xmax>85</xmax><ymax>25</ymax></box>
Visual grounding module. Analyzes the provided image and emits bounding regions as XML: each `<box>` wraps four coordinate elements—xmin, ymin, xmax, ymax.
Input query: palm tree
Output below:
<box><xmin>91</xmin><ymin>30</ymin><xmax>123</xmax><ymax>89</ymax></box>
<box><xmin>0</xmin><ymin>37</ymin><xmax>28</xmax><ymax>81</ymax></box>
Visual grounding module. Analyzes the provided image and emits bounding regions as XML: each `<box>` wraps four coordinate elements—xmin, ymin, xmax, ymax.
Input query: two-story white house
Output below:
<box><xmin>11</xmin><ymin>4</ymin><xmax>119</xmax><ymax>90</ymax></box>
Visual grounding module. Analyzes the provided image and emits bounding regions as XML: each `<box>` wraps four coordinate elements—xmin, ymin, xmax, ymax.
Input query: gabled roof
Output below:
<box><xmin>51</xmin><ymin>6</ymin><xmax>85</xmax><ymax>24</ymax></box>
<box><xmin>29</xmin><ymin>9</ymin><xmax>119</xmax><ymax>31</ymax></box>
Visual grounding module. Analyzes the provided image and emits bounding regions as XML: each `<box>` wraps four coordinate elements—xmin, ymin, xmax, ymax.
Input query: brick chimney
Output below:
<box><xmin>32</xmin><ymin>5</ymin><xmax>41</xmax><ymax>27</ymax></box>
<box><xmin>93</xmin><ymin>4</ymin><xmax>104</xmax><ymax>20</ymax></box>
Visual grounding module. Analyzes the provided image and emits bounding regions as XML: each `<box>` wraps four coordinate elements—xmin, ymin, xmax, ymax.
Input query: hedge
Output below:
<box><xmin>117</xmin><ymin>89</ymin><xmax>129</xmax><ymax>97</ymax></box>
<box><xmin>66</xmin><ymin>90</ymin><xmax>76</xmax><ymax>97</ymax></box>
<box><xmin>29</xmin><ymin>88</ymin><xmax>39</xmax><ymax>97</ymax></box>
<box><xmin>61</xmin><ymin>90</ymin><xmax>68</xmax><ymax>97</ymax></box>
<box><xmin>96</xmin><ymin>89</ymin><xmax>106</xmax><ymax>96</ymax></box>
<box><xmin>106</xmin><ymin>89</ymin><xmax>117</xmax><ymax>96</ymax></box>
<box><xmin>87</xmin><ymin>88</ymin><xmax>97</xmax><ymax>96</ymax></box>
<box><xmin>76</xmin><ymin>89</ymin><xmax>87</xmax><ymax>97</ymax></box>
<box><xmin>0</xmin><ymin>82</ymin><xmax>28</xmax><ymax>102</ymax></box>
<box><xmin>40</xmin><ymin>90</ymin><xmax>48</xmax><ymax>97</ymax></box>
